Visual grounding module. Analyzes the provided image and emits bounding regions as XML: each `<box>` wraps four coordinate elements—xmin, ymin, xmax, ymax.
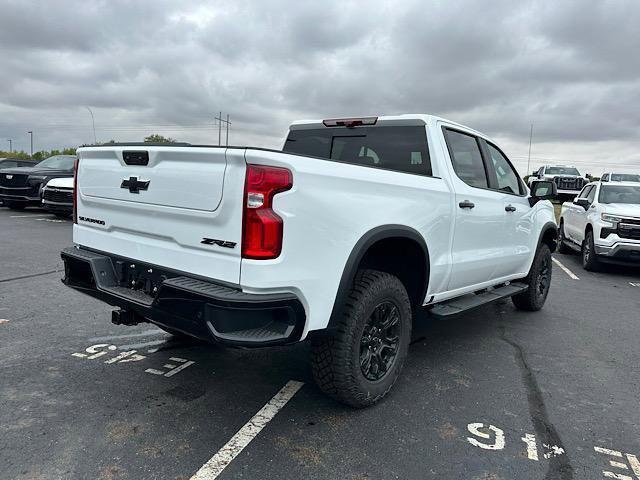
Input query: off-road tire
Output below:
<box><xmin>310</xmin><ymin>269</ymin><xmax>412</xmax><ymax>408</ymax></box>
<box><xmin>512</xmin><ymin>244</ymin><xmax>552</xmax><ymax>311</ymax></box>
<box><xmin>557</xmin><ymin>221</ymin><xmax>572</xmax><ymax>254</ymax></box>
<box><xmin>582</xmin><ymin>230</ymin><xmax>600</xmax><ymax>271</ymax></box>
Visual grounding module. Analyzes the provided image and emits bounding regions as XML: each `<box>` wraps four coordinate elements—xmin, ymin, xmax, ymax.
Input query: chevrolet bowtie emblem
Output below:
<box><xmin>121</xmin><ymin>176</ymin><xmax>150</xmax><ymax>194</ymax></box>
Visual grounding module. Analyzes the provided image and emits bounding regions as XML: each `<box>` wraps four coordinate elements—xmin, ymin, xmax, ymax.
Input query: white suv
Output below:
<box><xmin>559</xmin><ymin>181</ymin><xmax>640</xmax><ymax>270</ymax></box>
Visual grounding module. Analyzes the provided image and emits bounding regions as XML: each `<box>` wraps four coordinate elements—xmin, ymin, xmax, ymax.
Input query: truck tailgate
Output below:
<box><xmin>74</xmin><ymin>146</ymin><xmax>246</xmax><ymax>285</ymax></box>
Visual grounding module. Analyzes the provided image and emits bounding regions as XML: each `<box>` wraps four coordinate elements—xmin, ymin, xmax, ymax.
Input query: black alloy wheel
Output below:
<box><xmin>360</xmin><ymin>301</ymin><xmax>401</xmax><ymax>382</ymax></box>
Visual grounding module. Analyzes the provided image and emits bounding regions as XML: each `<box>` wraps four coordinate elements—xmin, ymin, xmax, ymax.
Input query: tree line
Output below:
<box><xmin>0</xmin><ymin>134</ymin><xmax>178</xmax><ymax>161</ymax></box>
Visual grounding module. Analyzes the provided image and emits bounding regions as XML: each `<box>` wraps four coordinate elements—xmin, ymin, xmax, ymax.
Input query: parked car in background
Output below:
<box><xmin>528</xmin><ymin>165</ymin><xmax>589</xmax><ymax>198</ymax></box>
<box><xmin>0</xmin><ymin>158</ymin><xmax>38</xmax><ymax>205</ymax></box>
<box><xmin>61</xmin><ymin>114</ymin><xmax>558</xmax><ymax>407</ymax></box>
<box><xmin>558</xmin><ymin>181</ymin><xmax>640</xmax><ymax>270</ymax></box>
<box><xmin>42</xmin><ymin>176</ymin><xmax>74</xmax><ymax>217</ymax></box>
<box><xmin>0</xmin><ymin>155</ymin><xmax>75</xmax><ymax>210</ymax></box>
<box><xmin>601</xmin><ymin>172</ymin><xmax>640</xmax><ymax>183</ymax></box>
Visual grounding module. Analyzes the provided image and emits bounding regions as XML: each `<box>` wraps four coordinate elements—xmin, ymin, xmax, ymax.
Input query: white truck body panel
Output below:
<box><xmin>74</xmin><ymin>114</ymin><xmax>556</xmax><ymax>339</ymax></box>
<box><xmin>75</xmin><ymin>147</ymin><xmax>246</xmax><ymax>285</ymax></box>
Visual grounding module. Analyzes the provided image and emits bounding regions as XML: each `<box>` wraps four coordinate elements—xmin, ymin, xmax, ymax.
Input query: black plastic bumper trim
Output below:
<box><xmin>60</xmin><ymin>247</ymin><xmax>306</xmax><ymax>347</ymax></box>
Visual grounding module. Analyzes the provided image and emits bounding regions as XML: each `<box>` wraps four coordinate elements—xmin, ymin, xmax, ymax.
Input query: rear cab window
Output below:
<box><xmin>283</xmin><ymin>126</ymin><xmax>432</xmax><ymax>176</ymax></box>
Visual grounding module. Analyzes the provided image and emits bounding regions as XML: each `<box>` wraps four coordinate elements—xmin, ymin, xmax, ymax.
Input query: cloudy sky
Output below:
<box><xmin>1</xmin><ymin>0</ymin><xmax>638</xmax><ymax>175</ymax></box>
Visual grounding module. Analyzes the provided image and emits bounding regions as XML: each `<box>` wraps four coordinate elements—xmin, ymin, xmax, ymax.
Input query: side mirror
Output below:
<box><xmin>529</xmin><ymin>180</ymin><xmax>557</xmax><ymax>206</ymax></box>
<box><xmin>574</xmin><ymin>198</ymin><xmax>590</xmax><ymax>210</ymax></box>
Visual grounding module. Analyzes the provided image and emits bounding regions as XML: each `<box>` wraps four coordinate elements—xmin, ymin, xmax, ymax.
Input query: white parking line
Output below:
<box><xmin>190</xmin><ymin>380</ymin><xmax>304</xmax><ymax>480</ymax></box>
<box><xmin>552</xmin><ymin>257</ymin><xmax>580</xmax><ymax>280</ymax></box>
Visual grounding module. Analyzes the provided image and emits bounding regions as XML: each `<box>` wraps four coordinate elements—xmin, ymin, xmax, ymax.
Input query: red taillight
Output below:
<box><xmin>242</xmin><ymin>165</ymin><xmax>292</xmax><ymax>259</ymax></box>
<box><xmin>73</xmin><ymin>158</ymin><xmax>79</xmax><ymax>224</ymax></box>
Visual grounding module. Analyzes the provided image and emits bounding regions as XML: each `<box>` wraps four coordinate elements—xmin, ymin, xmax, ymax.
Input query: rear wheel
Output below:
<box><xmin>582</xmin><ymin>230</ymin><xmax>600</xmax><ymax>271</ymax></box>
<box><xmin>311</xmin><ymin>269</ymin><xmax>412</xmax><ymax>408</ymax></box>
<box><xmin>512</xmin><ymin>244</ymin><xmax>552</xmax><ymax>311</ymax></box>
<box><xmin>557</xmin><ymin>221</ymin><xmax>572</xmax><ymax>254</ymax></box>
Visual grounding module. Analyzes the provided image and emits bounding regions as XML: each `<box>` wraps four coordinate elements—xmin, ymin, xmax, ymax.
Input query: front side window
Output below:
<box><xmin>486</xmin><ymin>143</ymin><xmax>523</xmax><ymax>195</ymax></box>
<box><xmin>599</xmin><ymin>185</ymin><xmax>640</xmax><ymax>204</ymax></box>
<box><xmin>444</xmin><ymin>129</ymin><xmax>487</xmax><ymax>189</ymax></box>
<box><xmin>578</xmin><ymin>185</ymin><xmax>593</xmax><ymax>199</ymax></box>
<box><xmin>586</xmin><ymin>186</ymin><xmax>597</xmax><ymax>203</ymax></box>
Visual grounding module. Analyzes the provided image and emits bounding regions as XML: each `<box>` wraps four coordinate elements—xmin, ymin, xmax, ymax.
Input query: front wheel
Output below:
<box><xmin>582</xmin><ymin>230</ymin><xmax>600</xmax><ymax>271</ymax></box>
<box><xmin>512</xmin><ymin>244</ymin><xmax>552</xmax><ymax>311</ymax></box>
<box><xmin>310</xmin><ymin>269</ymin><xmax>412</xmax><ymax>408</ymax></box>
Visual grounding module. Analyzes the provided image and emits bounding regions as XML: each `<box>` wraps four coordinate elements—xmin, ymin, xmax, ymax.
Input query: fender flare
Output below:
<box><xmin>326</xmin><ymin>225</ymin><xmax>430</xmax><ymax>330</ymax></box>
<box><xmin>537</xmin><ymin>221</ymin><xmax>558</xmax><ymax>251</ymax></box>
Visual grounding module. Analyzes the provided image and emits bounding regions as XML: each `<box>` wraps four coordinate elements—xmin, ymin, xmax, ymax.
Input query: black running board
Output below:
<box><xmin>430</xmin><ymin>282</ymin><xmax>528</xmax><ymax>317</ymax></box>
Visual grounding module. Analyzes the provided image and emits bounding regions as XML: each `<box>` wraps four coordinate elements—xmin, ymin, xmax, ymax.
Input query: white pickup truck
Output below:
<box><xmin>529</xmin><ymin>165</ymin><xmax>589</xmax><ymax>198</ymax></box>
<box><xmin>61</xmin><ymin>115</ymin><xmax>558</xmax><ymax>407</ymax></box>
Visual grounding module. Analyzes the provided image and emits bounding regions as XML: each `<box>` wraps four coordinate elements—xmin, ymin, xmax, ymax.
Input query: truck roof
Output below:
<box><xmin>289</xmin><ymin>114</ymin><xmax>486</xmax><ymax>137</ymax></box>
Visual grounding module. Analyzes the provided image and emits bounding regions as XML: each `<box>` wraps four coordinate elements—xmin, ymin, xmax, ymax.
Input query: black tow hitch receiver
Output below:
<box><xmin>112</xmin><ymin>308</ymin><xmax>144</xmax><ymax>326</ymax></box>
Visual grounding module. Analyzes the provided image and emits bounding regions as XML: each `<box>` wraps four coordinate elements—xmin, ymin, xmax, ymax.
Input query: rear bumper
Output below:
<box><xmin>61</xmin><ymin>246</ymin><xmax>306</xmax><ymax>347</ymax></box>
<box><xmin>556</xmin><ymin>189</ymin><xmax>581</xmax><ymax>196</ymax></box>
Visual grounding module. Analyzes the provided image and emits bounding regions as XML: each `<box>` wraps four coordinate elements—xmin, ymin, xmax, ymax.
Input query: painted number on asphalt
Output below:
<box><xmin>466</xmin><ymin>423</ymin><xmax>564</xmax><ymax>460</ymax></box>
<box><xmin>594</xmin><ymin>447</ymin><xmax>640</xmax><ymax>480</ymax></box>
<box><xmin>71</xmin><ymin>343</ymin><xmax>195</xmax><ymax>378</ymax></box>
<box><xmin>467</xmin><ymin>423</ymin><xmax>640</xmax><ymax>479</ymax></box>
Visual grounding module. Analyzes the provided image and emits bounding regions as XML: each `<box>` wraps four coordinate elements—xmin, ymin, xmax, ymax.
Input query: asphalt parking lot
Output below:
<box><xmin>1</xmin><ymin>208</ymin><xmax>639</xmax><ymax>480</ymax></box>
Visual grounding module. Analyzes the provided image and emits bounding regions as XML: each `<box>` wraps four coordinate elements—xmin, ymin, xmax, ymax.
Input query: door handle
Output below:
<box><xmin>505</xmin><ymin>205</ymin><xmax>516</xmax><ymax>212</ymax></box>
<box><xmin>459</xmin><ymin>200</ymin><xmax>475</xmax><ymax>209</ymax></box>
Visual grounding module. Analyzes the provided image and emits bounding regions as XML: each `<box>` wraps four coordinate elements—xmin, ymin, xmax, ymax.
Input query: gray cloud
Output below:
<box><xmin>1</xmin><ymin>0</ymin><xmax>639</xmax><ymax>174</ymax></box>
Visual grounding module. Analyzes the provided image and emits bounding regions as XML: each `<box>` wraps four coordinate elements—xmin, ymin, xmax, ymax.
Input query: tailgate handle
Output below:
<box><xmin>123</xmin><ymin>151</ymin><xmax>149</xmax><ymax>166</ymax></box>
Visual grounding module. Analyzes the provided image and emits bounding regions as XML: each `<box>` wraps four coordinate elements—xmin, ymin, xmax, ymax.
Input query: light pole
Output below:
<box><xmin>85</xmin><ymin>106</ymin><xmax>97</xmax><ymax>144</ymax></box>
<box><xmin>7</xmin><ymin>139</ymin><xmax>12</xmax><ymax>153</ymax></box>
<box><xmin>27</xmin><ymin>131</ymin><xmax>33</xmax><ymax>158</ymax></box>
<box><xmin>527</xmin><ymin>123</ymin><xmax>534</xmax><ymax>174</ymax></box>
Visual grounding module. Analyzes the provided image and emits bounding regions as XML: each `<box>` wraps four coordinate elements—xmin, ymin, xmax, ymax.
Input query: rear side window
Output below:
<box><xmin>443</xmin><ymin>129</ymin><xmax>488</xmax><ymax>188</ymax></box>
<box><xmin>283</xmin><ymin>126</ymin><xmax>431</xmax><ymax>176</ymax></box>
